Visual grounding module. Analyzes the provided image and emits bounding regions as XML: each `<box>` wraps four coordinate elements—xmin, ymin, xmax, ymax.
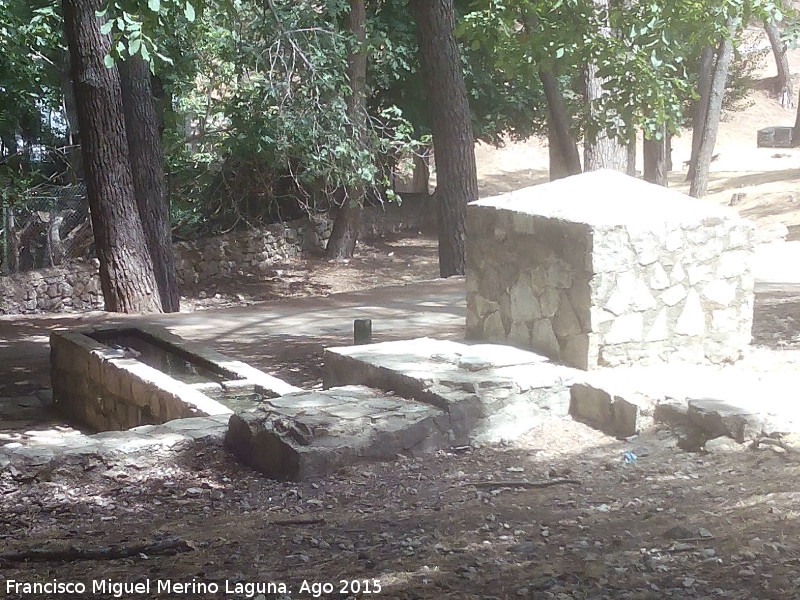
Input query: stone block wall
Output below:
<box><xmin>466</xmin><ymin>170</ymin><xmax>756</xmax><ymax>369</ymax></box>
<box><xmin>0</xmin><ymin>194</ymin><xmax>432</xmax><ymax>315</ymax></box>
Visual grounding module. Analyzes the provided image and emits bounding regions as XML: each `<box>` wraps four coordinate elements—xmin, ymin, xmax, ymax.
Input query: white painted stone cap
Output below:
<box><xmin>470</xmin><ymin>169</ymin><xmax>746</xmax><ymax>228</ymax></box>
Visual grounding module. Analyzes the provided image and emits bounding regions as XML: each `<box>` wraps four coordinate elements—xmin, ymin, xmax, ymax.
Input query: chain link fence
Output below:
<box><xmin>1</xmin><ymin>183</ymin><xmax>92</xmax><ymax>275</ymax></box>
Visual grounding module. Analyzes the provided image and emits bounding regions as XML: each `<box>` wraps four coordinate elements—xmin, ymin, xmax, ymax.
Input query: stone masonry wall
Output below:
<box><xmin>0</xmin><ymin>260</ymin><xmax>104</xmax><ymax>314</ymax></box>
<box><xmin>1</xmin><ymin>195</ymin><xmax>432</xmax><ymax>315</ymax></box>
<box><xmin>466</xmin><ymin>170</ymin><xmax>756</xmax><ymax>369</ymax></box>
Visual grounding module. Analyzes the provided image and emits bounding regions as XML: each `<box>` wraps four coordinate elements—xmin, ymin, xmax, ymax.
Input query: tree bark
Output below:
<box><xmin>584</xmin><ymin>0</ymin><xmax>628</xmax><ymax>172</ymax></box>
<box><xmin>410</xmin><ymin>0</ymin><xmax>478</xmax><ymax>277</ymax></box>
<box><xmin>626</xmin><ymin>135</ymin><xmax>636</xmax><ymax>177</ymax></box>
<box><xmin>765</xmin><ymin>18</ymin><xmax>793</xmax><ymax>109</ymax></box>
<box><xmin>689</xmin><ymin>22</ymin><xmax>735</xmax><ymax>198</ymax></box>
<box><xmin>119</xmin><ymin>55</ymin><xmax>180</xmax><ymax>312</ymax></box>
<box><xmin>687</xmin><ymin>46</ymin><xmax>714</xmax><ymax>181</ymax></box>
<box><xmin>62</xmin><ymin>0</ymin><xmax>162</xmax><ymax>313</ymax></box>
<box><xmin>539</xmin><ymin>69</ymin><xmax>582</xmax><ymax>180</ymax></box>
<box><xmin>5</xmin><ymin>207</ymin><xmax>19</xmax><ymax>274</ymax></box>
<box><xmin>327</xmin><ymin>0</ymin><xmax>367</xmax><ymax>260</ymax></box>
<box><xmin>643</xmin><ymin>128</ymin><xmax>668</xmax><ymax>186</ymax></box>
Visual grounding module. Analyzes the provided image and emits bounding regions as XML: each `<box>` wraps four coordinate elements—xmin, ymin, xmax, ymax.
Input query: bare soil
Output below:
<box><xmin>4</xmin><ymin>37</ymin><xmax>800</xmax><ymax>600</ymax></box>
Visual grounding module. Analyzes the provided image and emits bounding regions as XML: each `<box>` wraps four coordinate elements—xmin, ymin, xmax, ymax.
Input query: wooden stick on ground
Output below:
<box><xmin>270</xmin><ymin>515</ymin><xmax>326</xmax><ymax>526</ymax></box>
<box><xmin>462</xmin><ymin>478</ymin><xmax>582</xmax><ymax>490</ymax></box>
<box><xmin>0</xmin><ymin>536</ymin><xmax>193</xmax><ymax>564</ymax></box>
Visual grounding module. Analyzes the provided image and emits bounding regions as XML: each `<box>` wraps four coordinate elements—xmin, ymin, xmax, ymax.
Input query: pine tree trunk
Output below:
<box><xmin>690</xmin><ymin>21</ymin><xmax>735</xmax><ymax>198</ymax></box>
<box><xmin>327</xmin><ymin>0</ymin><xmax>366</xmax><ymax>260</ymax></box>
<box><xmin>410</xmin><ymin>0</ymin><xmax>478</xmax><ymax>277</ymax></box>
<box><xmin>643</xmin><ymin>128</ymin><xmax>668</xmax><ymax>186</ymax></box>
<box><xmin>765</xmin><ymin>18</ymin><xmax>793</xmax><ymax>109</ymax></box>
<box><xmin>119</xmin><ymin>55</ymin><xmax>180</xmax><ymax>312</ymax></box>
<box><xmin>687</xmin><ymin>46</ymin><xmax>714</xmax><ymax>181</ymax></box>
<box><xmin>62</xmin><ymin>0</ymin><xmax>162</xmax><ymax>313</ymax></box>
<box><xmin>539</xmin><ymin>69</ymin><xmax>581</xmax><ymax>180</ymax></box>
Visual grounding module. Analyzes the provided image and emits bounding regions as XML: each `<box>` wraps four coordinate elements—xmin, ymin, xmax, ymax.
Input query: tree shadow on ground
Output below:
<box><xmin>752</xmin><ymin>288</ymin><xmax>800</xmax><ymax>350</ymax></box>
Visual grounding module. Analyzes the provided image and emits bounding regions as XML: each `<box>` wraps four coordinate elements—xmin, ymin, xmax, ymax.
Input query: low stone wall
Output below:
<box><xmin>1</xmin><ymin>195</ymin><xmax>432</xmax><ymax>315</ymax></box>
<box><xmin>466</xmin><ymin>170</ymin><xmax>756</xmax><ymax>369</ymax></box>
<box><xmin>174</xmin><ymin>216</ymin><xmax>330</xmax><ymax>286</ymax></box>
<box><xmin>0</xmin><ymin>260</ymin><xmax>104</xmax><ymax>315</ymax></box>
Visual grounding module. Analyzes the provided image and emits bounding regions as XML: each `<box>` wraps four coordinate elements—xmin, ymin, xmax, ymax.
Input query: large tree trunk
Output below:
<box><xmin>584</xmin><ymin>0</ymin><xmax>628</xmax><ymax>172</ymax></box>
<box><xmin>687</xmin><ymin>46</ymin><xmax>714</xmax><ymax>181</ymax></box>
<box><xmin>765</xmin><ymin>17</ymin><xmax>793</xmax><ymax>109</ymax></box>
<box><xmin>62</xmin><ymin>0</ymin><xmax>162</xmax><ymax>313</ymax></box>
<box><xmin>690</xmin><ymin>22</ymin><xmax>735</xmax><ymax>198</ymax></box>
<box><xmin>119</xmin><ymin>55</ymin><xmax>180</xmax><ymax>312</ymax></box>
<box><xmin>327</xmin><ymin>0</ymin><xmax>367</xmax><ymax>260</ymax></box>
<box><xmin>539</xmin><ymin>69</ymin><xmax>581</xmax><ymax>180</ymax></box>
<box><xmin>643</xmin><ymin>128</ymin><xmax>668</xmax><ymax>186</ymax></box>
<box><xmin>410</xmin><ymin>0</ymin><xmax>478</xmax><ymax>277</ymax></box>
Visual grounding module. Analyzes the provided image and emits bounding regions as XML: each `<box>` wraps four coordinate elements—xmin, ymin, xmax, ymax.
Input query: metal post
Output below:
<box><xmin>354</xmin><ymin>319</ymin><xmax>372</xmax><ymax>345</ymax></box>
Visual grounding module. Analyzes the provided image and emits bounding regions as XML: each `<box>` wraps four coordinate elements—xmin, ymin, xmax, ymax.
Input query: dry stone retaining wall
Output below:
<box><xmin>466</xmin><ymin>170</ymin><xmax>756</xmax><ymax>369</ymax></box>
<box><xmin>0</xmin><ymin>195</ymin><xmax>432</xmax><ymax>315</ymax></box>
<box><xmin>0</xmin><ymin>260</ymin><xmax>104</xmax><ymax>314</ymax></box>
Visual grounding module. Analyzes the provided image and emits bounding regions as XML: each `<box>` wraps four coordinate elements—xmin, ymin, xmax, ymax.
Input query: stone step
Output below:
<box><xmin>225</xmin><ymin>385</ymin><xmax>452</xmax><ymax>481</ymax></box>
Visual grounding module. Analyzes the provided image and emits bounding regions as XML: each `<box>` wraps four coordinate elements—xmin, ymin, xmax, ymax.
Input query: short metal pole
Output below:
<box><xmin>354</xmin><ymin>319</ymin><xmax>372</xmax><ymax>345</ymax></box>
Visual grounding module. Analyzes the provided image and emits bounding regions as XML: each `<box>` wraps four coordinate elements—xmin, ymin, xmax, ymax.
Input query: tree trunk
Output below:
<box><xmin>410</xmin><ymin>0</ymin><xmax>478</xmax><ymax>277</ymax></box>
<box><xmin>326</xmin><ymin>0</ymin><xmax>367</xmax><ymax>260</ymax></box>
<box><xmin>584</xmin><ymin>61</ymin><xmax>628</xmax><ymax>172</ymax></box>
<box><xmin>626</xmin><ymin>135</ymin><xmax>636</xmax><ymax>177</ymax></box>
<box><xmin>119</xmin><ymin>55</ymin><xmax>180</xmax><ymax>312</ymax></box>
<box><xmin>666</xmin><ymin>131</ymin><xmax>673</xmax><ymax>171</ymax></box>
<box><xmin>687</xmin><ymin>46</ymin><xmax>714</xmax><ymax>181</ymax></box>
<box><xmin>539</xmin><ymin>69</ymin><xmax>581</xmax><ymax>180</ymax></box>
<box><xmin>584</xmin><ymin>0</ymin><xmax>628</xmax><ymax>172</ymax></box>
<box><xmin>62</xmin><ymin>0</ymin><xmax>162</xmax><ymax>313</ymax></box>
<box><xmin>60</xmin><ymin>50</ymin><xmax>82</xmax><ymax>183</ymax></box>
<box><xmin>690</xmin><ymin>22</ymin><xmax>735</xmax><ymax>198</ymax></box>
<box><xmin>643</xmin><ymin>128</ymin><xmax>668</xmax><ymax>186</ymax></box>
<box><xmin>5</xmin><ymin>207</ymin><xmax>19</xmax><ymax>274</ymax></box>
<box><xmin>765</xmin><ymin>18</ymin><xmax>793</xmax><ymax>109</ymax></box>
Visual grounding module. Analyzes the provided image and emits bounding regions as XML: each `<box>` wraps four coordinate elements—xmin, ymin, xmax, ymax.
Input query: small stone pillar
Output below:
<box><xmin>466</xmin><ymin>170</ymin><xmax>755</xmax><ymax>369</ymax></box>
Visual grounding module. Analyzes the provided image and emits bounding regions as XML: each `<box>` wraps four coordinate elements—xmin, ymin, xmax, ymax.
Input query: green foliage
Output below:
<box><xmin>459</xmin><ymin>0</ymin><xmax>791</xmax><ymax>146</ymax></box>
<box><xmin>156</xmin><ymin>0</ymin><xmax>420</xmax><ymax>232</ymax></box>
<box><xmin>0</xmin><ymin>0</ymin><xmax>63</xmax><ymax>151</ymax></box>
<box><xmin>97</xmin><ymin>0</ymin><xmax>198</xmax><ymax>70</ymax></box>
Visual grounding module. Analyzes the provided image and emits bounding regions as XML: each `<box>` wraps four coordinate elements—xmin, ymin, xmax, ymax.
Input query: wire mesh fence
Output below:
<box><xmin>1</xmin><ymin>183</ymin><xmax>93</xmax><ymax>275</ymax></box>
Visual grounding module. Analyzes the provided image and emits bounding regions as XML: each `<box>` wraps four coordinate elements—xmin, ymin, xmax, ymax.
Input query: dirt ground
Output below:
<box><xmin>4</xmin><ymin>35</ymin><xmax>800</xmax><ymax>600</ymax></box>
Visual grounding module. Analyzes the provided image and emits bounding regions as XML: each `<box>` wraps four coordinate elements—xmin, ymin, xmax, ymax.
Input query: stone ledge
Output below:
<box><xmin>324</xmin><ymin>338</ymin><xmax>581</xmax><ymax>444</ymax></box>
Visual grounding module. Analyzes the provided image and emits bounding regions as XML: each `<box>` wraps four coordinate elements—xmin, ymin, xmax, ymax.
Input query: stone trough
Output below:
<box><xmin>50</xmin><ymin>324</ymin><xmax>299</xmax><ymax>432</ymax></box>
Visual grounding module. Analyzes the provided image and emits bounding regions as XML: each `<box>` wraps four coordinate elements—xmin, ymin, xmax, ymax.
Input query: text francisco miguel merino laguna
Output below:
<box><xmin>6</xmin><ymin>577</ymin><xmax>384</xmax><ymax>597</ymax></box>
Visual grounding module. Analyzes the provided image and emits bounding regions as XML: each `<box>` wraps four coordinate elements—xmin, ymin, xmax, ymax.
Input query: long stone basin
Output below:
<box><xmin>50</xmin><ymin>324</ymin><xmax>299</xmax><ymax>432</ymax></box>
